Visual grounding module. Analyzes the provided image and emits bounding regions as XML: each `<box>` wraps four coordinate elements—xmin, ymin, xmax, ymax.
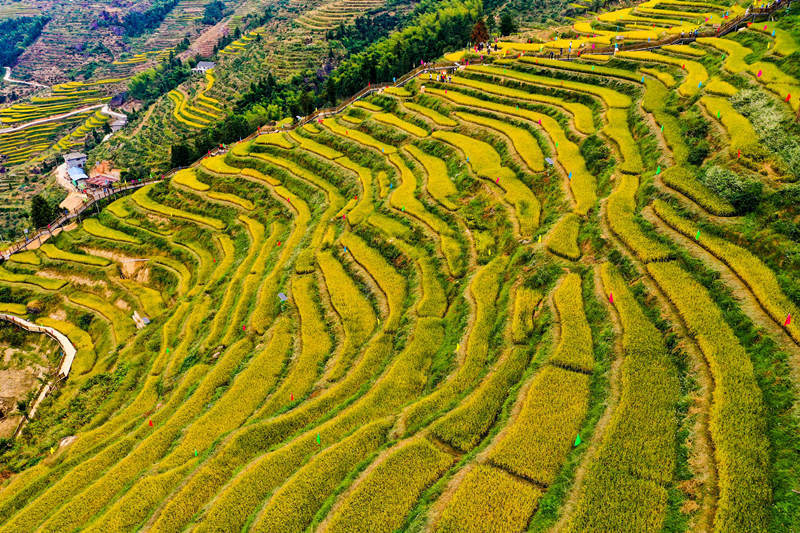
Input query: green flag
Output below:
<box><xmin>695</xmin><ymin>230</ymin><xmax>700</xmax><ymax>240</ymax></box>
<box><xmin>317</xmin><ymin>433</ymin><xmax>321</xmax><ymax>444</ymax></box>
<box><xmin>574</xmin><ymin>434</ymin><xmax>581</xmax><ymax>447</ymax></box>
<box><xmin>660</xmin><ymin>124</ymin><xmax>664</xmax><ymax>132</ymax></box>
<box><xmin>194</xmin><ymin>449</ymin><xmax>198</xmax><ymax>457</ymax></box>
<box><xmin>656</xmin><ymin>166</ymin><xmax>661</xmax><ymax>175</ymax></box>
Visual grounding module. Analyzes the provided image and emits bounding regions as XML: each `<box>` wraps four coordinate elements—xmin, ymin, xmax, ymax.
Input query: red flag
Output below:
<box><xmin>148</xmin><ymin>419</ymin><xmax>153</xmax><ymax>427</ymax></box>
<box><xmin>290</xmin><ymin>394</ymin><xmax>294</xmax><ymax>401</ymax></box>
<box><xmin>277</xmin><ymin>240</ymin><xmax>281</xmax><ymax>246</ymax></box>
<box><xmin>785</xmin><ymin>313</ymin><xmax>791</xmax><ymax>326</ymax></box>
<box><xmin>786</xmin><ymin>93</ymin><xmax>791</xmax><ymax>102</ymax></box>
<box><xmin>608</xmin><ymin>292</ymin><xmax>614</xmax><ymax>304</ymax></box>
<box><xmin>242</xmin><ymin>325</ymin><xmax>246</xmax><ymax>331</ymax></box>
<box><xmin>737</xmin><ymin>149</ymin><xmax>741</xmax><ymax>158</ymax></box>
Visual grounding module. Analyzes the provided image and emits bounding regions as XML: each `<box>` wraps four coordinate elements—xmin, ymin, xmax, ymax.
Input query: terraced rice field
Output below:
<box><xmin>296</xmin><ymin>0</ymin><xmax>385</xmax><ymax>30</ymax></box>
<box><xmin>1</xmin><ymin>1</ymin><xmax>799</xmax><ymax>531</ymax></box>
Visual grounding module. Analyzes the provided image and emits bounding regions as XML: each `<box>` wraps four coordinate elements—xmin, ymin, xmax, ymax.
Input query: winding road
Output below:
<box><xmin>3</xmin><ymin>66</ymin><xmax>47</xmax><ymax>88</ymax></box>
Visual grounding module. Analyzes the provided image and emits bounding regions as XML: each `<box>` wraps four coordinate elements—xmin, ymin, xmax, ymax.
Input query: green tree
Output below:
<box><xmin>171</xmin><ymin>143</ymin><xmax>194</xmax><ymax>168</ymax></box>
<box><xmin>499</xmin><ymin>12</ymin><xmax>517</xmax><ymax>35</ymax></box>
<box><xmin>30</xmin><ymin>195</ymin><xmax>52</xmax><ymax>228</ymax></box>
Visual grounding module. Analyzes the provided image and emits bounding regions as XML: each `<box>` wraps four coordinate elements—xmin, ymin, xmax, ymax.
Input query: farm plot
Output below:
<box><xmin>0</xmin><ymin>9</ymin><xmax>797</xmax><ymax>533</ymax></box>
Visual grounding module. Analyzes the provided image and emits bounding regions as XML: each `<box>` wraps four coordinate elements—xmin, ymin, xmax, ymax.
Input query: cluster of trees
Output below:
<box><xmin>326</xmin><ymin>12</ymin><xmax>405</xmax><ymax>55</ymax></box>
<box><xmin>202</xmin><ymin>0</ymin><xmax>227</xmax><ymax>25</ymax></box>
<box><xmin>0</xmin><ymin>16</ymin><xmax>50</xmax><ymax>68</ymax></box>
<box><xmin>141</xmin><ymin>0</ymin><xmax>479</xmax><ymax>176</ymax></box>
<box><xmin>128</xmin><ymin>53</ymin><xmax>192</xmax><ymax>103</ymax></box>
<box><xmin>29</xmin><ymin>195</ymin><xmax>57</xmax><ymax>228</ymax></box>
<box><xmin>325</xmin><ymin>0</ymin><xmax>481</xmax><ymax>100</ymax></box>
<box><xmin>97</xmin><ymin>0</ymin><xmax>180</xmax><ymax>37</ymax></box>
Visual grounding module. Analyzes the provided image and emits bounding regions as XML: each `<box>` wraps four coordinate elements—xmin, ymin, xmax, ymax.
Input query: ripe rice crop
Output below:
<box><xmin>132</xmin><ymin>185</ymin><xmax>225</xmax><ymax>230</ymax></box>
<box><xmin>318</xmin><ymin>250</ymin><xmax>377</xmax><ymax>350</ymax></box>
<box><xmin>697</xmin><ymin>37</ymin><xmax>749</xmax><ymax>73</ymax></box>
<box><xmin>653</xmin><ymin>200</ymin><xmax>800</xmax><ymax>342</ymax></box>
<box><xmin>373</xmin><ymin>112</ymin><xmax>429</xmax><ymax>136</ymax></box>
<box><xmin>489</xmin><ymin>365</ymin><xmax>590</xmax><ymax>485</ymax></box>
<box><xmin>8</xmin><ymin>251</ymin><xmax>40</xmax><ymax>265</ymax></box>
<box><xmin>432</xmin><ymin>130</ymin><xmax>539</xmax><ymax>235</ymax></box>
<box><xmin>550</xmin><ymin>273</ymin><xmax>593</xmax><ymax>371</ymax></box>
<box><xmin>353</xmin><ymin>100</ymin><xmax>382</xmax><ymax>112</ymax></box>
<box><xmin>385</xmin><ymin>152</ymin><xmax>453</xmax><ymax>239</ymax></box>
<box><xmin>323</xmin><ymin>118</ymin><xmax>396</xmax><ymax>153</ymax></box>
<box><xmin>68</xmin><ymin>291</ymin><xmax>135</xmax><ymax>343</ymax></box>
<box><xmin>36</xmin><ymin>317</ymin><xmax>96</xmax><ymax>375</ymax></box>
<box><xmin>647</xmin><ymin>261</ymin><xmax>771</xmax><ymax>531</ymax></box>
<box><xmin>606</xmin><ymin>174</ymin><xmax>672</xmax><ymax>262</ymax></box>
<box><xmin>172</xmin><ymin>168</ymin><xmax>210</xmax><ymax>191</ymax></box>
<box><xmin>83</xmin><ymin>218</ymin><xmax>141</xmax><ymax>244</ymax></box>
<box><xmin>519</xmin><ymin>56</ymin><xmax>641</xmax><ymax>81</ymax></box>
<box><xmin>119</xmin><ymin>280</ymin><xmax>163</xmax><ymax>317</ymax></box>
<box><xmin>593</xmin><ymin>262</ymin><xmax>679</xmax><ymax>484</ymax></box>
<box><xmin>430</xmin><ymin>346</ymin><xmax>528</xmax><ymax>451</ymax></box>
<box><xmin>616</xmin><ymin>51</ymin><xmax>707</xmax><ymax>97</ymax></box>
<box><xmin>455</xmin><ymin>111</ymin><xmax>544</xmax><ymax>172</ymax></box>
<box><xmin>467</xmin><ymin>65</ymin><xmax>632</xmax><ymax>108</ymax></box>
<box><xmin>201</xmin><ymin>155</ymin><xmax>242</xmax><ymax>175</ymax></box>
<box><xmin>39</xmin><ymin>244</ymin><xmax>111</xmax><ymax>266</ymax></box>
<box><xmin>325</xmin><ymin>437</ymin><xmax>455</xmax><ymax>533</ymax></box>
<box><xmin>661</xmin><ymin>44</ymin><xmax>706</xmax><ymax>56</ymax></box>
<box><xmin>449</xmin><ymin>74</ymin><xmax>595</xmax><ymax>135</ymax></box>
<box><xmin>405</xmin><ymin>145</ymin><xmax>458</xmax><ymax>210</ymax></box>
<box><xmin>426</xmin><ymin>88</ymin><xmax>596</xmax><ymax>215</ymax></box>
<box><xmin>704</xmin><ymin>78</ymin><xmax>737</xmax><ymax>96</ymax></box>
<box><xmin>603</xmin><ymin>108</ymin><xmax>643</xmax><ymax>174</ymax></box>
<box><xmin>435</xmin><ymin>464</ymin><xmax>542</xmax><ymax>533</ymax></box>
<box><xmin>749</xmin><ymin>22</ymin><xmax>799</xmax><ymax>56</ymax></box>
<box><xmin>250</xmin><ymin>419</ymin><xmax>394</xmax><ymax>532</ymax></box>
<box><xmin>0</xmin><ymin>303</ymin><xmax>27</xmax><ymax>314</ymax></box>
<box><xmin>642</xmin><ymin>79</ymin><xmax>688</xmax><ymax>164</ymax></box>
<box><xmin>699</xmin><ymin>95</ymin><xmax>759</xmax><ymax>154</ymax></box>
<box><xmin>383</xmin><ymin>86</ymin><xmax>411</xmax><ymax>97</ymax></box>
<box><xmin>255</xmin><ymin>132</ymin><xmax>294</xmax><ymax>148</ymax></box>
<box><xmin>340</xmin><ymin>232</ymin><xmax>407</xmax><ymax>332</ymax></box>
<box><xmin>659</xmin><ymin>166</ymin><xmax>734</xmax><ymax>215</ymax></box>
<box><xmin>0</xmin><ymin>266</ymin><xmax>67</xmax><ymax>291</ymax></box>
<box><xmin>402</xmin><ymin>257</ymin><xmax>507</xmax><ymax>431</ymax></box>
<box><xmin>641</xmin><ymin>67</ymin><xmax>676</xmax><ymax>87</ymax></box>
<box><xmin>566</xmin><ymin>262</ymin><xmax>680</xmax><ymax>531</ymax></box>
<box><xmin>546</xmin><ymin>213</ymin><xmax>581</xmax><ymax>260</ymax></box>
<box><xmin>287</xmin><ymin>130</ymin><xmax>343</xmax><ymax>158</ymax></box>
<box><xmin>403</xmin><ymin>102</ymin><xmax>457</xmax><ymax>126</ymax></box>
<box><xmin>207</xmin><ymin>191</ymin><xmax>255</xmax><ymax>210</ymax></box>
<box><xmin>511</xmin><ymin>286</ymin><xmax>541</xmax><ymax>343</ymax></box>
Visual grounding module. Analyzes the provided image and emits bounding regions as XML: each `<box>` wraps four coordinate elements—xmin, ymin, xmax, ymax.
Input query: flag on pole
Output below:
<box><xmin>149</xmin><ymin>419</ymin><xmax>153</xmax><ymax>427</ymax></box>
<box><xmin>317</xmin><ymin>434</ymin><xmax>321</xmax><ymax>444</ymax></box>
<box><xmin>574</xmin><ymin>434</ymin><xmax>581</xmax><ymax>446</ymax></box>
<box><xmin>695</xmin><ymin>230</ymin><xmax>700</xmax><ymax>240</ymax></box>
